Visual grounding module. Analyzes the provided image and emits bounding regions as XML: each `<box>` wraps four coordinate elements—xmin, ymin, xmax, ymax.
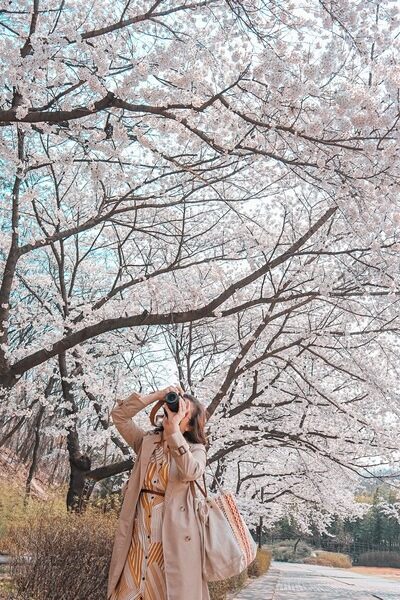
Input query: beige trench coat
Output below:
<box><xmin>107</xmin><ymin>391</ymin><xmax>211</xmax><ymax>600</ymax></box>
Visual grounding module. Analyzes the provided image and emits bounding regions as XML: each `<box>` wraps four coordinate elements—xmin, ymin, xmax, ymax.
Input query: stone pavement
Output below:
<box><xmin>233</xmin><ymin>561</ymin><xmax>400</xmax><ymax>599</ymax></box>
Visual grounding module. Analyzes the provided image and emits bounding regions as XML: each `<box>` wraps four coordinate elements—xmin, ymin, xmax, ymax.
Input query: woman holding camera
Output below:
<box><xmin>107</xmin><ymin>385</ymin><xmax>210</xmax><ymax>600</ymax></box>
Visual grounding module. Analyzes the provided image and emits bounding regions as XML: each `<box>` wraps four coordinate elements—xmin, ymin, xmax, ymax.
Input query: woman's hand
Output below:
<box><xmin>138</xmin><ymin>385</ymin><xmax>184</xmax><ymax>405</ymax></box>
<box><xmin>159</xmin><ymin>384</ymin><xmax>185</xmax><ymax>399</ymax></box>
<box><xmin>163</xmin><ymin>395</ymin><xmax>190</xmax><ymax>436</ymax></box>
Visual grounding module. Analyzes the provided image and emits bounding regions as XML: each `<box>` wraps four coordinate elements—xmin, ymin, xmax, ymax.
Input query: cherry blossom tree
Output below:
<box><xmin>1</xmin><ymin>0</ymin><xmax>400</xmax><ymax>524</ymax></box>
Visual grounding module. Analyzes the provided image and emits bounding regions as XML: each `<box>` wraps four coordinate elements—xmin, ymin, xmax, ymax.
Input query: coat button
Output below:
<box><xmin>180</xmin><ymin>506</ymin><xmax>185</xmax><ymax>511</ymax></box>
<box><xmin>185</xmin><ymin>535</ymin><xmax>191</xmax><ymax>541</ymax></box>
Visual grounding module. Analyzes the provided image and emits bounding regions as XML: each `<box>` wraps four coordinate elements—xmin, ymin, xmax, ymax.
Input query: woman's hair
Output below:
<box><xmin>154</xmin><ymin>392</ymin><xmax>209</xmax><ymax>447</ymax></box>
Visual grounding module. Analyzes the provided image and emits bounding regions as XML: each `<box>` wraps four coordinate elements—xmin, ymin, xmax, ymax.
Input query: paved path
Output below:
<box><xmin>233</xmin><ymin>561</ymin><xmax>400</xmax><ymax>599</ymax></box>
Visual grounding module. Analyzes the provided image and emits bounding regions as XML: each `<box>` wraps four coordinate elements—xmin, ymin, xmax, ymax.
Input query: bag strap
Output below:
<box><xmin>190</xmin><ymin>473</ymin><xmax>208</xmax><ymax>498</ymax></box>
<box><xmin>149</xmin><ymin>399</ymin><xmax>164</xmax><ymax>426</ymax></box>
<box><xmin>190</xmin><ymin>462</ymin><xmax>227</xmax><ymax>499</ymax></box>
<box><xmin>206</xmin><ymin>462</ymin><xmax>226</xmax><ymax>494</ymax></box>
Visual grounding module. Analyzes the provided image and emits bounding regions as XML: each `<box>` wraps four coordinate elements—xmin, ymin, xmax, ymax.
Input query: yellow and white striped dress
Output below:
<box><xmin>112</xmin><ymin>437</ymin><xmax>170</xmax><ymax>600</ymax></box>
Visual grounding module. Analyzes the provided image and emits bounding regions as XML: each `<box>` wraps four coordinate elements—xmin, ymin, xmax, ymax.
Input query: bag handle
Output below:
<box><xmin>190</xmin><ymin>462</ymin><xmax>226</xmax><ymax>499</ymax></box>
<box><xmin>190</xmin><ymin>473</ymin><xmax>208</xmax><ymax>498</ymax></box>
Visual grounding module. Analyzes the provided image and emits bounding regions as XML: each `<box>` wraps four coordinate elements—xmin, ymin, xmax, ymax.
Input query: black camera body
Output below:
<box><xmin>164</xmin><ymin>391</ymin><xmax>180</xmax><ymax>413</ymax></box>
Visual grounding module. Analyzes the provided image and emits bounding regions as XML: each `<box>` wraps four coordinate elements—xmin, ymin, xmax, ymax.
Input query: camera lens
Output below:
<box><xmin>164</xmin><ymin>391</ymin><xmax>180</xmax><ymax>412</ymax></box>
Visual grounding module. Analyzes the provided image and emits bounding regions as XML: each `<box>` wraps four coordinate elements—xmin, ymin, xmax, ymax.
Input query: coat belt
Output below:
<box><xmin>140</xmin><ymin>488</ymin><xmax>165</xmax><ymax>496</ymax></box>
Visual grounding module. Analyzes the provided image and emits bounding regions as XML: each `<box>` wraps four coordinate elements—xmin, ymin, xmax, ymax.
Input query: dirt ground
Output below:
<box><xmin>350</xmin><ymin>566</ymin><xmax>400</xmax><ymax>578</ymax></box>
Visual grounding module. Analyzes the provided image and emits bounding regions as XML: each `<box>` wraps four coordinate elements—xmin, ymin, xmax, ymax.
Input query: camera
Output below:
<box><xmin>164</xmin><ymin>391</ymin><xmax>180</xmax><ymax>413</ymax></box>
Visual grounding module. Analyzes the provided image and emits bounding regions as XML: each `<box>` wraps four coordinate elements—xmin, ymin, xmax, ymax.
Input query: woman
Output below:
<box><xmin>107</xmin><ymin>384</ymin><xmax>210</xmax><ymax>600</ymax></box>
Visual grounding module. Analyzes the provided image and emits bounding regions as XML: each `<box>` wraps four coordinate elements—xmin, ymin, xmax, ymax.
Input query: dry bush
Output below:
<box><xmin>208</xmin><ymin>566</ymin><xmax>252</xmax><ymax>599</ymax></box>
<box><xmin>208</xmin><ymin>553</ymin><xmax>269</xmax><ymax>599</ymax></box>
<box><xmin>225</xmin><ymin>568</ymin><xmax>248</xmax><ymax>592</ymax></box>
<box><xmin>269</xmin><ymin>539</ymin><xmax>313</xmax><ymax>562</ymax></box>
<box><xmin>0</xmin><ymin>572</ymin><xmax>16</xmax><ymax>600</ymax></box>
<box><xmin>304</xmin><ymin>551</ymin><xmax>352</xmax><ymax>568</ymax></box>
<box><xmin>248</xmin><ymin>547</ymin><xmax>272</xmax><ymax>577</ymax></box>
<box><xmin>1</xmin><ymin>480</ymin><xmax>263</xmax><ymax>600</ymax></box>
<box><xmin>208</xmin><ymin>579</ymin><xmax>228</xmax><ymax>600</ymax></box>
<box><xmin>7</xmin><ymin>504</ymin><xmax>117</xmax><ymax>600</ymax></box>
<box><xmin>358</xmin><ymin>551</ymin><xmax>400</xmax><ymax>568</ymax></box>
<box><xmin>303</xmin><ymin>556</ymin><xmax>334</xmax><ymax>567</ymax></box>
<box><xmin>0</xmin><ymin>480</ymin><xmax>66</xmax><ymax>553</ymax></box>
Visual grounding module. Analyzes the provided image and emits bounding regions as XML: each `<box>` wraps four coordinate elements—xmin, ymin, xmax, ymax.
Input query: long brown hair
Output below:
<box><xmin>154</xmin><ymin>392</ymin><xmax>209</xmax><ymax>447</ymax></box>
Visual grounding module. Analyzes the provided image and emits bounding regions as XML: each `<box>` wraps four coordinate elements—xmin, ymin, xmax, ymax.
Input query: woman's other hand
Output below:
<box><xmin>160</xmin><ymin>384</ymin><xmax>185</xmax><ymax>399</ymax></box>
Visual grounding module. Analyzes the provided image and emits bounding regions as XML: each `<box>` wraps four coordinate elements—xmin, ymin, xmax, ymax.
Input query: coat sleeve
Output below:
<box><xmin>164</xmin><ymin>430</ymin><xmax>207</xmax><ymax>482</ymax></box>
<box><xmin>111</xmin><ymin>391</ymin><xmax>150</xmax><ymax>455</ymax></box>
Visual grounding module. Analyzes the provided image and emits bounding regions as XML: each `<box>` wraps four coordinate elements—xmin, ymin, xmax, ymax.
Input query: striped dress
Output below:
<box><xmin>112</xmin><ymin>436</ymin><xmax>170</xmax><ymax>600</ymax></box>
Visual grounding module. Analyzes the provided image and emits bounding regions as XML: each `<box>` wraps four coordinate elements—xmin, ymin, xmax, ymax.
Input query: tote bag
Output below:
<box><xmin>190</xmin><ymin>468</ymin><xmax>257</xmax><ymax>582</ymax></box>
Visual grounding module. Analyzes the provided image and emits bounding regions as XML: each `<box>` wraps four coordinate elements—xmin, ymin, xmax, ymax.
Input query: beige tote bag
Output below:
<box><xmin>190</xmin><ymin>468</ymin><xmax>257</xmax><ymax>581</ymax></box>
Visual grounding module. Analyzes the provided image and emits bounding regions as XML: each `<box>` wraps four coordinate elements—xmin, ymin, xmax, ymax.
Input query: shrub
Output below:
<box><xmin>1</xmin><ymin>480</ymin><xmax>264</xmax><ymax>600</ymax></box>
<box><xmin>7</xmin><ymin>504</ymin><xmax>117</xmax><ymax>600</ymax></box>
<box><xmin>208</xmin><ymin>579</ymin><xmax>228</xmax><ymax>600</ymax></box>
<box><xmin>303</xmin><ymin>557</ymin><xmax>334</xmax><ymax>567</ymax></box>
<box><xmin>358</xmin><ymin>551</ymin><xmax>400</xmax><ymax>568</ymax></box>
<box><xmin>208</xmin><ymin>547</ymin><xmax>272</xmax><ymax>599</ymax></box>
<box><xmin>0</xmin><ymin>572</ymin><xmax>16</xmax><ymax>599</ymax></box>
<box><xmin>225</xmin><ymin>568</ymin><xmax>248</xmax><ymax>592</ymax></box>
<box><xmin>269</xmin><ymin>539</ymin><xmax>313</xmax><ymax>562</ymax></box>
<box><xmin>303</xmin><ymin>551</ymin><xmax>352</xmax><ymax>568</ymax></box>
<box><xmin>0</xmin><ymin>480</ymin><xmax>66</xmax><ymax>554</ymax></box>
<box><xmin>248</xmin><ymin>547</ymin><xmax>272</xmax><ymax>577</ymax></box>
<box><xmin>208</xmin><ymin>568</ymin><xmax>248</xmax><ymax>600</ymax></box>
